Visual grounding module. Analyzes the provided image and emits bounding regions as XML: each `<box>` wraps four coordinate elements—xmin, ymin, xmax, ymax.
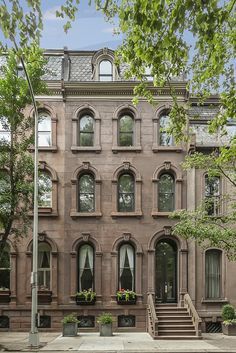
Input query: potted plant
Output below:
<box><xmin>116</xmin><ymin>289</ymin><xmax>137</xmax><ymax>304</ymax></box>
<box><xmin>62</xmin><ymin>313</ymin><xmax>79</xmax><ymax>337</ymax></box>
<box><xmin>222</xmin><ymin>304</ymin><xmax>236</xmax><ymax>336</ymax></box>
<box><xmin>75</xmin><ymin>289</ymin><xmax>96</xmax><ymax>305</ymax></box>
<box><xmin>97</xmin><ymin>312</ymin><xmax>113</xmax><ymax>336</ymax></box>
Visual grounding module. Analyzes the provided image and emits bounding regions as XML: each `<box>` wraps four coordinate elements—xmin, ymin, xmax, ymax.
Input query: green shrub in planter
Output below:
<box><xmin>222</xmin><ymin>305</ymin><xmax>236</xmax><ymax>321</ymax></box>
<box><xmin>62</xmin><ymin>313</ymin><xmax>79</xmax><ymax>337</ymax></box>
<box><xmin>97</xmin><ymin>312</ymin><xmax>113</xmax><ymax>336</ymax></box>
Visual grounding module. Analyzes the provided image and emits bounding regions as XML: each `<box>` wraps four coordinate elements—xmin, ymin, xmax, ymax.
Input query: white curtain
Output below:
<box><xmin>206</xmin><ymin>250</ymin><xmax>221</xmax><ymax>298</ymax></box>
<box><xmin>79</xmin><ymin>245</ymin><xmax>88</xmax><ymax>288</ymax></box>
<box><xmin>119</xmin><ymin>245</ymin><xmax>126</xmax><ymax>277</ymax></box>
<box><xmin>87</xmin><ymin>245</ymin><xmax>93</xmax><ymax>274</ymax></box>
<box><xmin>126</xmin><ymin>245</ymin><xmax>134</xmax><ymax>290</ymax></box>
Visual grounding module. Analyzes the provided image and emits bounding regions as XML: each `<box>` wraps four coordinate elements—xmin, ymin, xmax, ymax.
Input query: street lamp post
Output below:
<box><xmin>15</xmin><ymin>50</ymin><xmax>40</xmax><ymax>347</ymax></box>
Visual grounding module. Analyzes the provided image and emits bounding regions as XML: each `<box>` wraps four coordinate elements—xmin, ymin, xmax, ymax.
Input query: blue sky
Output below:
<box><xmin>41</xmin><ymin>1</ymin><xmax>122</xmax><ymax>50</ymax></box>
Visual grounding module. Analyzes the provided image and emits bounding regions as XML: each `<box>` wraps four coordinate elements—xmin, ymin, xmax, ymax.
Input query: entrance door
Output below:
<box><xmin>155</xmin><ymin>240</ymin><xmax>177</xmax><ymax>303</ymax></box>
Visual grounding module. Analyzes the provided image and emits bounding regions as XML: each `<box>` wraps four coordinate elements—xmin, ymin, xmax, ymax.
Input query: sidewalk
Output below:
<box><xmin>0</xmin><ymin>332</ymin><xmax>236</xmax><ymax>352</ymax></box>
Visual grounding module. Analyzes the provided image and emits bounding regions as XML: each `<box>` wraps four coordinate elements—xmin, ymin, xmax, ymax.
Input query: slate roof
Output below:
<box><xmin>188</xmin><ymin>106</ymin><xmax>219</xmax><ymax>121</ymax></box>
<box><xmin>70</xmin><ymin>56</ymin><xmax>93</xmax><ymax>81</ymax></box>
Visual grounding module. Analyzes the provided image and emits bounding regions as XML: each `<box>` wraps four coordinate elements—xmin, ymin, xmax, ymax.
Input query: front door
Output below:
<box><xmin>155</xmin><ymin>240</ymin><xmax>177</xmax><ymax>303</ymax></box>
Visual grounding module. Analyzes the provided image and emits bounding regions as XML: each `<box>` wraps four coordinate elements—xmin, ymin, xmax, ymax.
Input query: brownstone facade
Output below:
<box><xmin>0</xmin><ymin>48</ymin><xmax>235</xmax><ymax>333</ymax></box>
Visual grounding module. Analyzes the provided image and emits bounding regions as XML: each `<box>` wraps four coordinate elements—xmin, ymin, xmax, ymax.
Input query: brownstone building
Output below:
<box><xmin>0</xmin><ymin>48</ymin><xmax>236</xmax><ymax>337</ymax></box>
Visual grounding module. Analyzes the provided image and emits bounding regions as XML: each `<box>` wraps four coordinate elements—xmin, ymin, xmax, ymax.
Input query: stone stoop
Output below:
<box><xmin>154</xmin><ymin>304</ymin><xmax>202</xmax><ymax>340</ymax></box>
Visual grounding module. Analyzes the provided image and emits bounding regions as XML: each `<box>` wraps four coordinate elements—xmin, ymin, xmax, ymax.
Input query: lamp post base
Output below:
<box><xmin>29</xmin><ymin>332</ymin><xmax>39</xmax><ymax>348</ymax></box>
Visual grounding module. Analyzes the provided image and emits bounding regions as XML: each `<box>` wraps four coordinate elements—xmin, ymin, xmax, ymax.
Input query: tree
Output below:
<box><xmin>0</xmin><ymin>45</ymin><xmax>46</xmax><ymax>257</ymax></box>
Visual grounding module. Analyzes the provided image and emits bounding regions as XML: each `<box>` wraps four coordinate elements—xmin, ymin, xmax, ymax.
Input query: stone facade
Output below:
<box><xmin>0</xmin><ymin>48</ymin><xmax>235</xmax><ymax>333</ymax></box>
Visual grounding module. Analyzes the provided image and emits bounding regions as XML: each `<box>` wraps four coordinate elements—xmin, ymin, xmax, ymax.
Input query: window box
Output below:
<box><xmin>116</xmin><ymin>290</ymin><xmax>137</xmax><ymax>305</ymax></box>
<box><xmin>75</xmin><ymin>290</ymin><xmax>96</xmax><ymax>305</ymax></box>
<box><xmin>38</xmin><ymin>290</ymin><xmax>52</xmax><ymax>304</ymax></box>
<box><xmin>0</xmin><ymin>290</ymin><xmax>11</xmax><ymax>304</ymax></box>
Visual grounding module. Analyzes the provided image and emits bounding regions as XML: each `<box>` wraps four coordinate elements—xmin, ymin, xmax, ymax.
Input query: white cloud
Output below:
<box><xmin>43</xmin><ymin>6</ymin><xmax>63</xmax><ymax>21</ymax></box>
<box><xmin>102</xmin><ymin>27</ymin><xmax>117</xmax><ymax>34</ymax></box>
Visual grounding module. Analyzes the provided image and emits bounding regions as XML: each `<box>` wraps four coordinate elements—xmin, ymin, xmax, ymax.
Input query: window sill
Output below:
<box><xmin>111</xmin><ymin>211</ymin><xmax>142</xmax><ymax>218</ymax></box>
<box><xmin>30</xmin><ymin>146</ymin><xmax>58</xmax><ymax>152</ymax></box>
<box><xmin>71</xmin><ymin>146</ymin><xmax>101</xmax><ymax>153</ymax></box>
<box><xmin>152</xmin><ymin>146</ymin><xmax>182</xmax><ymax>153</ymax></box>
<box><xmin>201</xmin><ymin>298</ymin><xmax>228</xmax><ymax>304</ymax></box>
<box><xmin>112</xmin><ymin>146</ymin><xmax>142</xmax><ymax>153</ymax></box>
<box><xmin>0</xmin><ymin>290</ymin><xmax>11</xmax><ymax>304</ymax></box>
<box><xmin>152</xmin><ymin>211</ymin><xmax>172</xmax><ymax>218</ymax></box>
<box><xmin>70</xmin><ymin>211</ymin><xmax>102</xmax><ymax>218</ymax></box>
<box><xmin>29</xmin><ymin>208</ymin><xmax>58</xmax><ymax>217</ymax></box>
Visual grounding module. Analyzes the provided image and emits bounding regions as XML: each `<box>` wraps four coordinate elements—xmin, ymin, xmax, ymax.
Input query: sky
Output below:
<box><xmin>41</xmin><ymin>0</ymin><xmax>122</xmax><ymax>50</ymax></box>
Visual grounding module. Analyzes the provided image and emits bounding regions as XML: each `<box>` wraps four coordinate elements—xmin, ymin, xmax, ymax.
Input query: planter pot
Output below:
<box><xmin>222</xmin><ymin>323</ymin><xmax>236</xmax><ymax>336</ymax></box>
<box><xmin>76</xmin><ymin>296</ymin><xmax>96</xmax><ymax>305</ymax></box>
<box><xmin>100</xmin><ymin>323</ymin><xmax>112</xmax><ymax>336</ymax></box>
<box><xmin>116</xmin><ymin>296</ymin><xmax>136</xmax><ymax>305</ymax></box>
<box><xmin>0</xmin><ymin>291</ymin><xmax>11</xmax><ymax>304</ymax></box>
<box><xmin>62</xmin><ymin>322</ymin><xmax>78</xmax><ymax>337</ymax></box>
<box><xmin>38</xmin><ymin>290</ymin><xmax>52</xmax><ymax>304</ymax></box>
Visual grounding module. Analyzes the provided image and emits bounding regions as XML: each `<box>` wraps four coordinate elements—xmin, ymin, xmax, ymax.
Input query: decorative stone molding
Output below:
<box><xmin>112</xmin><ymin>104</ymin><xmax>142</xmax><ymax>153</ymax></box>
<box><xmin>71</xmin><ymin>104</ymin><xmax>101</xmax><ymax>153</ymax></box>
<box><xmin>70</xmin><ymin>162</ymin><xmax>102</xmax><ymax>218</ymax></box>
<box><xmin>111</xmin><ymin>162</ymin><xmax>142</xmax><ymax>217</ymax></box>
<box><xmin>152</xmin><ymin>162</ymin><xmax>183</xmax><ymax>217</ymax></box>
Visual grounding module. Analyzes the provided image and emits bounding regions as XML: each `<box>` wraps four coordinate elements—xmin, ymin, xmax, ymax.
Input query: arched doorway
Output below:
<box><xmin>155</xmin><ymin>239</ymin><xmax>177</xmax><ymax>303</ymax></box>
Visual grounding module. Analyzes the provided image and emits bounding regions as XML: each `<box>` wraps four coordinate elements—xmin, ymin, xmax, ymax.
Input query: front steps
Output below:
<box><xmin>154</xmin><ymin>304</ymin><xmax>202</xmax><ymax>340</ymax></box>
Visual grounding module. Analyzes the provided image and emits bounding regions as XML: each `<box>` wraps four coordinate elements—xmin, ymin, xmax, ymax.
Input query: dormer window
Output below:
<box><xmin>99</xmin><ymin>60</ymin><xmax>113</xmax><ymax>81</ymax></box>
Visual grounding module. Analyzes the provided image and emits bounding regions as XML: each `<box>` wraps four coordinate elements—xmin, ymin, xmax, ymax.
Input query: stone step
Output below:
<box><xmin>158</xmin><ymin>329</ymin><xmax>197</xmax><ymax>336</ymax></box>
<box><xmin>158</xmin><ymin>315</ymin><xmax>192</xmax><ymax>320</ymax></box>
<box><xmin>155</xmin><ymin>335</ymin><xmax>202</xmax><ymax>340</ymax></box>
<box><xmin>158</xmin><ymin>320</ymin><xmax>193</xmax><ymax>325</ymax></box>
<box><xmin>156</xmin><ymin>308</ymin><xmax>188</xmax><ymax>312</ymax></box>
<box><xmin>158</xmin><ymin>324</ymin><xmax>195</xmax><ymax>330</ymax></box>
<box><xmin>157</xmin><ymin>312</ymin><xmax>190</xmax><ymax>316</ymax></box>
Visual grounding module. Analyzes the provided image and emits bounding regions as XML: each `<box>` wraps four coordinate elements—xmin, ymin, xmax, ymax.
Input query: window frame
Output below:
<box><xmin>38</xmin><ymin>162</ymin><xmax>58</xmax><ymax>216</ymax></box>
<box><xmin>112</xmin><ymin>105</ymin><xmax>142</xmax><ymax>153</ymax></box>
<box><xmin>38</xmin><ymin>173</ymin><xmax>52</xmax><ymax>209</ymax></box>
<box><xmin>0</xmin><ymin>118</ymin><xmax>11</xmax><ymax>144</ymax></box>
<box><xmin>99</xmin><ymin>59</ymin><xmax>113</xmax><ymax>81</ymax></box>
<box><xmin>118</xmin><ymin>243</ymin><xmax>135</xmax><ymax>291</ymax></box>
<box><xmin>117</xmin><ymin>173</ymin><xmax>135</xmax><ymax>212</ymax></box>
<box><xmin>78</xmin><ymin>173</ymin><xmax>95</xmax><ymax>213</ymax></box>
<box><xmin>78</xmin><ymin>243</ymin><xmax>95</xmax><ymax>292</ymax></box>
<box><xmin>36</xmin><ymin>107</ymin><xmax>57</xmax><ymax>152</ymax></box>
<box><xmin>79</xmin><ymin>114</ymin><xmax>95</xmax><ymax>147</ymax></box>
<box><xmin>205</xmin><ymin>249</ymin><xmax>222</xmax><ymax>299</ymax></box>
<box><xmin>204</xmin><ymin>175</ymin><xmax>221</xmax><ymax>216</ymax></box>
<box><xmin>118</xmin><ymin>114</ymin><xmax>134</xmax><ymax>147</ymax></box>
<box><xmin>38</xmin><ymin>113</ymin><xmax>52</xmax><ymax>148</ymax></box>
<box><xmin>158</xmin><ymin>173</ymin><xmax>175</xmax><ymax>212</ymax></box>
<box><xmin>0</xmin><ymin>243</ymin><xmax>11</xmax><ymax>290</ymax></box>
<box><xmin>38</xmin><ymin>242</ymin><xmax>51</xmax><ymax>290</ymax></box>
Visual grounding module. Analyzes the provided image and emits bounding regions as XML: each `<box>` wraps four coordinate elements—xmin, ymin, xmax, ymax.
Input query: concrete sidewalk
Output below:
<box><xmin>0</xmin><ymin>332</ymin><xmax>236</xmax><ymax>352</ymax></box>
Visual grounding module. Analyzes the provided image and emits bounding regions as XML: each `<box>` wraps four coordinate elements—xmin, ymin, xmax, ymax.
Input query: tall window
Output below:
<box><xmin>38</xmin><ymin>174</ymin><xmax>52</xmax><ymax>208</ymax></box>
<box><xmin>78</xmin><ymin>244</ymin><xmax>94</xmax><ymax>290</ymax></box>
<box><xmin>38</xmin><ymin>242</ymin><xmax>51</xmax><ymax>290</ymax></box>
<box><xmin>0</xmin><ymin>119</ymin><xmax>10</xmax><ymax>143</ymax></box>
<box><xmin>205</xmin><ymin>250</ymin><xmax>221</xmax><ymax>299</ymax></box>
<box><xmin>159</xmin><ymin>114</ymin><xmax>173</xmax><ymax>146</ymax></box>
<box><xmin>119</xmin><ymin>115</ymin><xmax>134</xmax><ymax>146</ymax></box>
<box><xmin>119</xmin><ymin>244</ymin><xmax>135</xmax><ymax>291</ymax></box>
<box><xmin>0</xmin><ymin>243</ymin><xmax>10</xmax><ymax>290</ymax></box>
<box><xmin>79</xmin><ymin>115</ymin><xmax>94</xmax><ymax>146</ymax></box>
<box><xmin>99</xmin><ymin>60</ymin><xmax>113</xmax><ymax>81</ymax></box>
<box><xmin>78</xmin><ymin>174</ymin><xmax>95</xmax><ymax>212</ymax></box>
<box><xmin>158</xmin><ymin>173</ymin><xmax>175</xmax><ymax>212</ymax></box>
<box><xmin>118</xmin><ymin>174</ymin><xmax>135</xmax><ymax>212</ymax></box>
<box><xmin>38</xmin><ymin>113</ymin><xmax>52</xmax><ymax>147</ymax></box>
<box><xmin>0</xmin><ymin>171</ymin><xmax>10</xmax><ymax>213</ymax></box>
<box><xmin>205</xmin><ymin>175</ymin><xmax>220</xmax><ymax>216</ymax></box>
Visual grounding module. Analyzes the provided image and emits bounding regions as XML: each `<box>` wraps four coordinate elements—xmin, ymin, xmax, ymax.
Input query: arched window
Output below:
<box><xmin>118</xmin><ymin>174</ymin><xmax>135</xmax><ymax>212</ymax></box>
<box><xmin>0</xmin><ymin>243</ymin><xmax>10</xmax><ymax>290</ymax></box>
<box><xmin>38</xmin><ymin>173</ymin><xmax>52</xmax><ymax>208</ymax></box>
<box><xmin>205</xmin><ymin>175</ymin><xmax>220</xmax><ymax>216</ymax></box>
<box><xmin>119</xmin><ymin>244</ymin><xmax>135</xmax><ymax>291</ymax></box>
<box><xmin>38</xmin><ymin>242</ymin><xmax>51</xmax><ymax>290</ymax></box>
<box><xmin>99</xmin><ymin>60</ymin><xmax>113</xmax><ymax>81</ymax></box>
<box><xmin>79</xmin><ymin>115</ymin><xmax>94</xmax><ymax>146</ymax></box>
<box><xmin>78</xmin><ymin>174</ymin><xmax>95</xmax><ymax>212</ymax></box>
<box><xmin>78</xmin><ymin>244</ymin><xmax>94</xmax><ymax>291</ymax></box>
<box><xmin>159</xmin><ymin>114</ymin><xmax>173</xmax><ymax>146</ymax></box>
<box><xmin>158</xmin><ymin>173</ymin><xmax>175</xmax><ymax>212</ymax></box>
<box><xmin>118</xmin><ymin>115</ymin><xmax>134</xmax><ymax>146</ymax></box>
<box><xmin>205</xmin><ymin>249</ymin><xmax>221</xmax><ymax>299</ymax></box>
<box><xmin>38</xmin><ymin>113</ymin><xmax>52</xmax><ymax>147</ymax></box>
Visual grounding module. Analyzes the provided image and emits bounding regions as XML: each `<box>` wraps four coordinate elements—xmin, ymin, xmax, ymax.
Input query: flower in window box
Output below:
<box><xmin>116</xmin><ymin>289</ymin><xmax>137</xmax><ymax>304</ymax></box>
<box><xmin>75</xmin><ymin>289</ymin><xmax>96</xmax><ymax>305</ymax></box>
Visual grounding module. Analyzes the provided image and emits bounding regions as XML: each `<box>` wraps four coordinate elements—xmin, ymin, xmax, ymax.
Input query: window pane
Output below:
<box><xmin>205</xmin><ymin>176</ymin><xmax>220</xmax><ymax>215</ymax></box>
<box><xmin>0</xmin><ymin>270</ymin><xmax>10</xmax><ymax>289</ymax></box>
<box><xmin>118</xmin><ymin>174</ymin><xmax>135</xmax><ymax>212</ymax></box>
<box><xmin>160</xmin><ymin>115</ymin><xmax>173</xmax><ymax>146</ymax></box>
<box><xmin>206</xmin><ymin>250</ymin><xmax>221</xmax><ymax>298</ymax></box>
<box><xmin>38</xmin><ymin>243</ymin><xmax>51</xmax><ymax>289</ymax></box>
<box><xmin>79</xmin><ymin>116</ymin><xmax>94</xmax><ymax>146</ymax></box>
<box><xmin>38</xmin><ymin>115</ymin><xmax>51</xmax><ymax>147</ymax></box>
<box><xmin>79</xmin><ymin>245</ymin><xmax>94</xmax><ymax>291</ymax></box>
<box><xmin>119</xmin><ymin>115</ymin><xmax>134</xmax><ymax>146</ymax></box>
<box><xmin>158</xmin><ymin>174</ymin><xmax>175</xmax><ymax>212</ymax></box>
<box><xmin>99</xmin><ymin>60</ymin><xmax>113</xmax><ymax>81</ymax></box>
<box><xmin>38</xmin><ymin>174</ymin><xmax>52</xmax><ymax>207</ymax></box>
<box><xmin>0</xmin><ymin>119</ymin><xmax>11</xmax><ymax>143</ymax></box>
<box><xmin>119</xmin><ymin>244</ymin><xmax>134</xmax><ymax>291</ymax></box>
<box><xmin>79</xmin><ymin>174</ymin><xmax>95</xmax><ymax>212</ymax></box>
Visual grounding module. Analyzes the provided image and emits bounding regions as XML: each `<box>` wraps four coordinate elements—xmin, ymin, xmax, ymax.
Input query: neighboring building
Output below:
<box><xmin>0</xmin><ymin>48</ymin><xmax>235</xmax><ymax>336</ymax></box>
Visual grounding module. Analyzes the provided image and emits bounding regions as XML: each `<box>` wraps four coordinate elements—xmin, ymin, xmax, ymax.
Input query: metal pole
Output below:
<box><xmin>12</xmin><ymin>39</ymin><xmax>40</xmax><ymax>347</ymax></box>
